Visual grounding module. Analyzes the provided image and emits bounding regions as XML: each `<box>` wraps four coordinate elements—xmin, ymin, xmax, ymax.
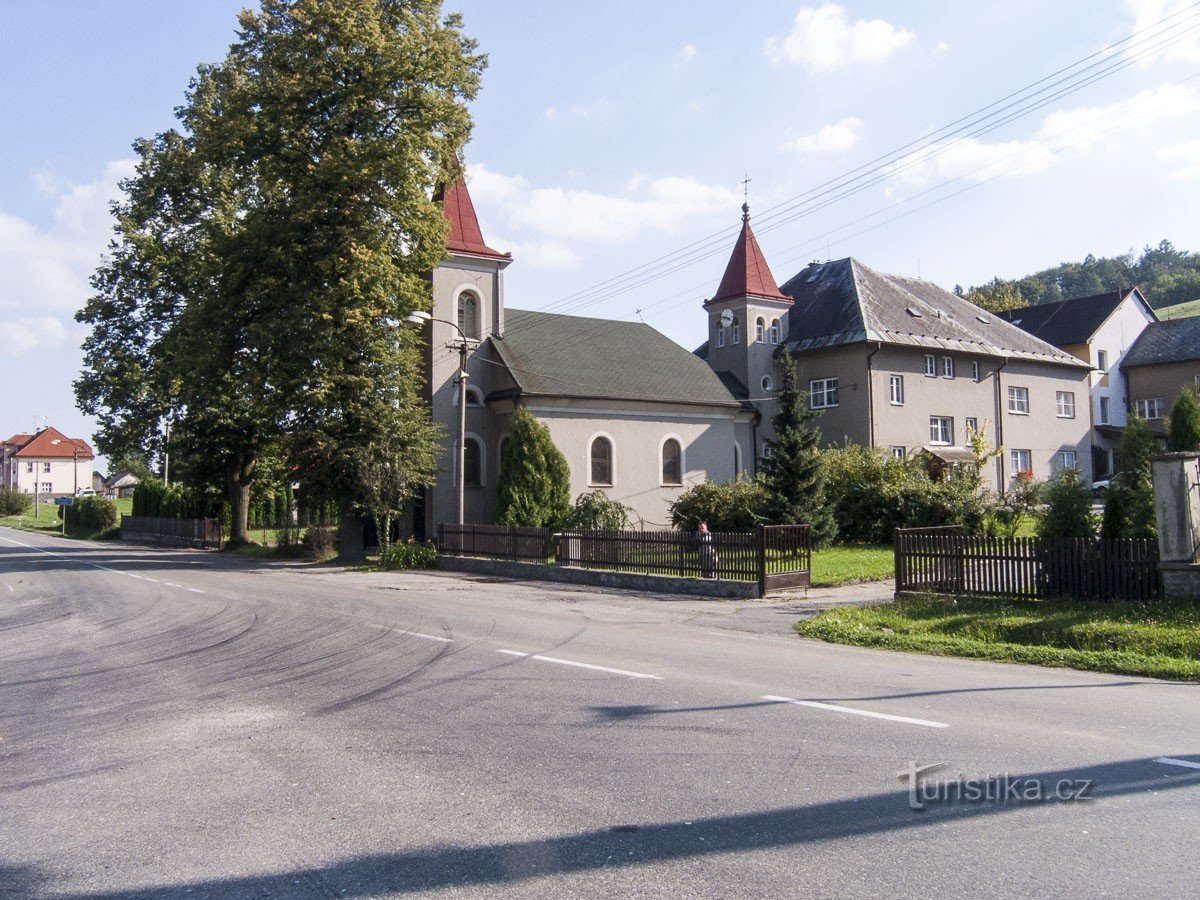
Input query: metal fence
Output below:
<box><xmin>120</xmin><ymin>516</ymin><xmax>223</xmax><ymax>550</ymax></box>
<box><xmin>894</xmin><ymin>526</ymin><xmax>1162</xmax><ymax>602</ymax></box>
<box><xmin>437</xmin><ymin>523</ymin><xmax>811</xmax><ymax>593</ymax></box>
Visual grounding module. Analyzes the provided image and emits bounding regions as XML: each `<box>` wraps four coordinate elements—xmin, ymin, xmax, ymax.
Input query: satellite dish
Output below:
<box><xmin>719</xmin><ymin>309</ymin><xmax>734</xmax><ymax>327</ymax></box>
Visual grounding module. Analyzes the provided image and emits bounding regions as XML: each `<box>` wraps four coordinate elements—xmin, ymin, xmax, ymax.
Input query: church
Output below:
<box><xmin>415</xmin><ymin>175</ymin><xmax>1090</xmax><ymax>536</ymax></box>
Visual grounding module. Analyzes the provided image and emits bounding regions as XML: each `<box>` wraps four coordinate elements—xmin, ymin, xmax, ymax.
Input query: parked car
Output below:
<box><xmin>1091</xmin><ymin>479</ymin><xmax>1110</xmax><ymax>497</ymax></box>
<box><xmin>76</xmin><ymin>488</ymin><xmax>98</xmax><ymax>497</ymax></box>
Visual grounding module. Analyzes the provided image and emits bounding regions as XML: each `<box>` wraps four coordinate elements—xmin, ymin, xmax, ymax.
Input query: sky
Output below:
<box><xmin>2</xmin><ymin>0</ymin><xmax>1199</xmax><ymax>469</ymax></box>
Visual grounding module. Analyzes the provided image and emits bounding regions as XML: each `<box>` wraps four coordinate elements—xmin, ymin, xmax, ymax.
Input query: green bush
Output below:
<box><xmin>379</xmin><ymin>539</ymin><xmax>437</xmax><ymax>570</ymax></box>
<box><xmin>669</xmin><ymin>478</ymin><xmax>769</xmax><ymax>532</ymax></box>
<box><xmin>1167</xmin><ymin>387</ymin><xmax>1200</xmax><ymax>452</ymax></box>
<box><xmin>497</xmin><ymin>407</ymin><xmax>572</xmax><ymax>528</ymax></box>
<box><xmin>1037</xmin><ymin>469</ymin><xmax>1097</xmax><ymax>539</ymax></box>
<box><xmin>0</xmin><ymin>487</ymin><xmax>32</xmax><ymax>517</ymax></box>
<box><xmin>562</xmin><ymin>490</ymin><xmax>632</xmax><ymax>530</ymax></box>
<box><xmin>301</xmin><ymin>526</ymin><xmax>337</xmax><ymax>558</ymax></box>
<box><xmin>60</xmin><ymin>496</ymin><xmax>119</xmax><ymax>532</ymax></box>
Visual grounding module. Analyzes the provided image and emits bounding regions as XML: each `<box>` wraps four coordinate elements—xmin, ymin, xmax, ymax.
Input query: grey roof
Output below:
<box><xmin>777</xmin><ymin>258</ymin><xmax>1088</xmax><ymax>367</ymax></box>
<box><xmin>489</xmin><ymin>308</ymin><xmax>744</xmax><ymax>407</ymax></box>
<box><xmin>997</xmin><ymin>288</ymin><xmax>1149</xmax><ymax>347</ymax></box>
<box><xmin>1122</xmin><ymin>317</ymin><xmax>1200</xmax><ymax>368</ymax></box>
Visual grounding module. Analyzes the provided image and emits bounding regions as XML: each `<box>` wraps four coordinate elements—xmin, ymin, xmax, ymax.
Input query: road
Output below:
<box><xmin>2</xmin><ymin>526</ymin><xmax>1199</xmax><ymax>898</ymax></box>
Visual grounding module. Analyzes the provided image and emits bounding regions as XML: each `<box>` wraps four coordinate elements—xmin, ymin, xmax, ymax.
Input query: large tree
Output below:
<box><xmin>76</xmin><ymin>0</ymin><xmax>485</xmax><ymax>546</ymax></box>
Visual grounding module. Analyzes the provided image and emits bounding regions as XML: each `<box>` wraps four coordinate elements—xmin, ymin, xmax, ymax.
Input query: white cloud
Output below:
<box><xmin>675</xmin><ymin>43</ymin><xmax>698</xmax><ymax>67</ymax></box>
<box><xmin>466</xmin><ymin>163</ymin><xmax>738</xmax><ymax>247</ymax></box>
<box><xmin>887</xmin><ymin>84</ymin><xmax>1197</xmax><ymax>186</ymax></box>
<box><xmin>932</xmin><ymin>41</ymin><xmax>950</xmax><ymax>55</ymax></box>
<box><xmin>543</xmin><ymin>106</ymin><xmax>558</xmax><ymax>120</ymax></box>
<box><xmin>786</xmin><ymin>116</ymin><xmax>864</xmax><ymax>153</ymax></box>
<box><xmin>0</xmin><ymin>159</ymin><xmax>132</xmax><ymax>353</ymax></box>
<box><xmin>1126</xmin><ymin>1</ymin><xmax>1200</xmax><ymax>64</ymax></box>
<box><xmin>1159</xmin><ymin>139</ymin><xmax>1200</xmax><ymax>178</ymax></box>
<box><xmin>766</xmin><ymin>3</ymin><xmax>914</xmax><ymax>71</ymax></box>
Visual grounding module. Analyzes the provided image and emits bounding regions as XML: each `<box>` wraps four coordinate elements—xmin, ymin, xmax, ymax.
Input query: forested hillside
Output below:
<box><xmin>957</xmin><ymin>240</ymin><xmax>1200</xmax><ymax>312</ymax></box>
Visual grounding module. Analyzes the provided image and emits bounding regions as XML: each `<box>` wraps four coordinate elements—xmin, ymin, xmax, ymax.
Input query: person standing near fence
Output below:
<box><xmin>697</xmin><ymin>522</ymin><xmax>718</xmax><ymax>579</ymax></box>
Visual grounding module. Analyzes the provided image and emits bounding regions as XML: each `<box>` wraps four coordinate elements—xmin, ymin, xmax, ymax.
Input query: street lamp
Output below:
<box><xmin>405</xmin><ymin>310</ymin><xmax>474</xmax><ymax>526</ymax></box>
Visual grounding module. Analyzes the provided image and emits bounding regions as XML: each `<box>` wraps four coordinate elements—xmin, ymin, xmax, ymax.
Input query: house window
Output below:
<box><xmin>1099</xmin><ymin>396</ymin><xmax>1110</xmax><ymax>425</ymax></box>
<box><xmin>1007</xmin><ymin>386</ymin><xmax>1029</xmax><ymax>414</ymax></box>
<box><xmin>1096</xmin><ymin>349</ymin><xmax>1109</xmax><ymax>372</ymax></box>
<box><xmin>942</xmin><ymin>356</ymin><xmax>954</xmax><ymax>379</ymax></box>
<box><xmin>761</xmin><ymin>375</ymin><xmax>774</xmax><ymax>393</ymax></box>
<box><xmin>463</xmin><ymin>437</ymin><xmax>482</xmax><ymax>487</ymax></box>
<box><xmin>42</xmin><ymin>462</ymin><xmax>51</xmax><ymax>473</ymax></box>
<box><xmin>731</xmin><ymin>317</ymin><xmax>740</xmax><ymax>344</ymax></box>
<box><xmin>456</xmin><ymin>386</ymin><xmax>483</xmax><ymax>407</ymax></box>
<box><xmin>972</xmin><ymin>361</ymin><xmax>980</xmax><ymax>382</ymax></box>
<box><xmin>891</xmin><ymin>446</ymin><xmax>907</xmax><ymax>460</ymax></box>
<box><xmin>769</xmin><ymin>319</ymin><xmax>780</xmax><ymax>344</ymax></box>
<box><xmin>1010</xmin><ymin>449</ymin><xmax>1032</xmax><ymax>476</ymax></box>
<box><xmin>457</xmin><ymin>292</ymin><xmax>479</xmax><ymax>340</ymax></box>
<box><xmin>965</xmin><ymin>416</ymin><xmax>978</xmax><ymax>434</ymax></box>
<box><xmin>924</xmin><ymin>354</ymin><xmax>936</xmax><ymax>377</ymax></box>
<box><xmin>1135</xmin><ymin>398</ymin><xmax>1165</xmax><ymax>420</ymax></box>
<box><xmin>1056</xmin><ymin>391</ymin><xmax>1075</xmax><ymax>418</ymax></box>
<box><xmin>809</xmin><ymin>378</ymin><xmax>839</xmax><ymax>409</ymax></box>
<box><xmin>889</xmin><ymin>374</ymin><xmax>904</xmax><ymax>405</ymax></box>
<box><xmin>590</xmin><ymin>436</ymin><xmax>613</xmax><ymax>486</ymax></box>
<box><xmin>929</xmin><ymin>416</ymin><xmax>953</xmax><ymax>445</ymax></box>
<box><xmin>662</xmin><ymin>438</ymin><xmax>683</xmax><ymax>486</ymax></box>
<box><xmin>716</xmin><ymin>324</ymin><xmax>725</xmax><ymax>348</ymax></box>
<box><xmin>755</xmin><ymin>317</ymin><xmax>765</xmax><ymax>343</ymax></box>
<box><xmin>25</xmin><ymin>462</ymin><xmax>33</xmax><ymax>473</ymax></box>
<box><xmin>1054</xmin><ymin>449</ymin><xmax>1078</xmax><ymax>472</ymax></box>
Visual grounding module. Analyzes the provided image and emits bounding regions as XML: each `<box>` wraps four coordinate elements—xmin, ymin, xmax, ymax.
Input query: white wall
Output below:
<box><xmin>8</xmin><ymin>457</ymin><xmax>92</xmax><ymax>496</ymax></box>
<box><xmin>1089</xmin><ymin>295</ymin><xmax>1157</xmax><ymax>432</ymax></box>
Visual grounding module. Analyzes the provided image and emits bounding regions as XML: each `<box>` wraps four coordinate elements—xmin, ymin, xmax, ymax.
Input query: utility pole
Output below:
<box><xmin>163</xmin><ymin>420</ymin><xmax>171</xmax><ymax>487</ymax></box>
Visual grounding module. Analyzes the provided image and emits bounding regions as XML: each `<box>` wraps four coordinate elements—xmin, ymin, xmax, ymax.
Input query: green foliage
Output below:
<box><xmin>760</xmin><ymin>356</ymin><xmax>837</xmax><ymax>544</ymax></box>
<box><xmin>563</xmin><ymin>491</ymin><xmax>632</xmax><ymax>531</ymax></box>
<box><xmin>0</xmin><ymin>488</ymin><xmax>32</xmax><ymax>517</ymax></box>
<box><xmin>497</xmin><ymin>407</ymin><xmax>571</xmax><ymax>528</ymax></box>
<box><xmin>301</xmin><ymin>526</ymin><xmax>337</xmax><ymax>559</ymax></box>
<box><xmin>1102</xmin><ymin>417</ymin><xmax>1158</xmax><ymax>540</ymax></box>
<box><xmin>131</xmin><ymin>478</ymin><xmax>225</xmax><ymax>521</ymax></box>
<box><xmin>669</xmin><ymin>478</ymin><xmax>769</xmax><ymax>532</ymax></box>
<box><xmin>379</xmin><ymin>539</ymin><xmax>437</xmax><ymax>570</ymax></box>
<box><xmin>61</xmin><ymin>496</ymin><xmax>119</xmax><ymax>532</ymax></box>
<box><xmin>1167</xmin><ymin>388</ymin><xmax>1200</xmax><ymax>452</ymax></box>
<box><xmin>988</xmin><ymin>470</ymin><xmax>1043</xmax><ymax>539</ymax></box>
<box><xmin>1037</xmin><ymin>469</ymin><xmax>1097</xmax><ymax>539</ymax></box>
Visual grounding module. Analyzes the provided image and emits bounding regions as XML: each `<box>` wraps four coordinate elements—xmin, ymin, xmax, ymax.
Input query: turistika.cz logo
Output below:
<box><xmin>898</xmin><ymin>762</ymin><xmax>1095</xmax><ymax>811</ymax></box>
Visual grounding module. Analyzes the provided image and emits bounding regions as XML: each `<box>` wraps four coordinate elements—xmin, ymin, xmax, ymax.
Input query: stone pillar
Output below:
<box><xmin>1151</xmin><ymin>451</ymin><xmax>1200</xmax><ymax>597</ymax></box>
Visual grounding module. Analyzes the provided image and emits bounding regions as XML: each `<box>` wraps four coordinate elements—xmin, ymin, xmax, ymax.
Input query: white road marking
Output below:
<box><xmin>4</xmin><ymin>583</ymin><xmax>12</xmax><ymax>593</ymax></box>
<box><xmin>143</xmin><ymin>578</ymin><xmax>160</xmax><ymax>584</ymax></box>
<box><xmin>761</xmin><ymin>695</ymin><xmax>950</xmax><ymax>729</ymax></box>
<box><xmin>497</xmin><ymin>649</ymin><xmax>662</xmax><ymax>680</ymax></box>
<box><xmin>408</xmin><ymin>632</ymin><xmax>453</xmax><ymax>643</ymax></box>
<box><xmin>188</xmin><ymin>588</ymin><xmax>206</xmax><ymax>594</ymax></box>
<box><xmin>1156</xmin><ymin>757</ymin><xmax>1200</xmax><ymax>771</ymax></box>
<box><xmin>163</xmin><ymin>582</ymin><xmax>182</xmax><ymax>588</ymax></box>
<box><xmin>0</xmin><ymin>533</ymin><xmax>205</xmax><ymax>596</ymax></box>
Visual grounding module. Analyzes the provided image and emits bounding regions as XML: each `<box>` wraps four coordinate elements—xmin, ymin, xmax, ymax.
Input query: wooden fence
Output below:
<box><xmin>894</xmin><ymin>526</ymin><xmax>1162</xmax><ymax>602</ymax></box>
<box><xmin>437</xmin><ymin>523</ymin><xmax>811</xmax><ymax>594</ymax></box>
<box><xmin>121</xmin><ymin>515</ymin><xmax>223</xmax><ymax>550</ymax></box>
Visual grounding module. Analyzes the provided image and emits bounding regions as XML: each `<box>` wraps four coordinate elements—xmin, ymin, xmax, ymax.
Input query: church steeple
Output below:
<box><xmin>435</xmin><ymin>175</ymin><xmax>511</xmax><ymax>261</ymax></box>
<box><xmin>708</xmin><ymin>204</ymin><xmax>789</xmax><ymax>305</ymax></box>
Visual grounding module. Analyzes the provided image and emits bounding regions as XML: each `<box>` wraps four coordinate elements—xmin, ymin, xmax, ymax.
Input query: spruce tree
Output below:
<box><xmin>1102</xmin><ymin>415</ymin><xmax>1158</xmax><ymax>540</ymax></box>
<box><xmin>760</xmin><ymin>356</ymin><xmax>837</xmax><ymax>544</ymax></box>
<box><xmin>497</xmin><ymin>407</ymin><xmax>571</xmax><ymax>528</ymax></box>
<box><xmin>1167</xmin><ymin>388</ymin><xmax>1200</xmax><ymax>451</ymax></box>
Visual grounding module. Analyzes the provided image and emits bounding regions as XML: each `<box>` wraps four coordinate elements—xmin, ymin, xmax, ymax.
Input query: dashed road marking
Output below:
<box><xmin>408</xmin><ymin>632</ymin><xmax>453</xmax><ymax>643</ymax></box>
<box><xmin>497</xmin><ymin>649</ymin><xmax>662</xmax><ymax>680</ymax></box>
<box><xmin>1156</xmin><ymin>757</ymin><xmax>1200</xmax><ymax>771</ymax></box>
<box><xmin>762</xmin><ymin>694</ymin><xmax>950</xmax><ymax>729</ymax></box>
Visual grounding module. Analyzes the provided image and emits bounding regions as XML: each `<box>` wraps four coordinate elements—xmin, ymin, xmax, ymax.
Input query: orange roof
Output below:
<box><xmin>13</xmin><ymin>427</ymin><xmax>94</xmax><ymax>459</ymax></box>
<box><xmin>436</xmin><ymin>176</ymin><xmax>510</xmax><ymax>261</ymax></box>
<box><xmin>2</xmin><ymin>433</ymin><xmax>32</xmax><ymax>448</ymax></box>
<box><xmin>708</xmin><ymin>205</ymin><xmax>790</xmax><ymax>305</ymax></box>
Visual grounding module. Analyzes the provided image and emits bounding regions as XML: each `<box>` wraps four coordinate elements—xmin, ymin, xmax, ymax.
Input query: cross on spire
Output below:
<box><xmin>741</xmin><ymin>173</ymin><xmax>751</xmax><ymax>220</ymax></box>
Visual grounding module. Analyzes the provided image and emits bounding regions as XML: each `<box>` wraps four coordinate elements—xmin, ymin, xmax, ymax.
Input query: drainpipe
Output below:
<box><xmin>866</xmin><ymin>342</ymin><xmax>882</xmax><ymax>446</ymax></box>
<box><xmin>993</xmin><ymin>359</ymin><xmax>1009</xmax><ymax>494</ymax></box>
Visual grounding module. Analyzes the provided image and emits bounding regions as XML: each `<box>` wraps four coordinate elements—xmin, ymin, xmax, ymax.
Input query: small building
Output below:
<box><xmin>0</xmin><ymin>427</ymin><xmax>95</xmax><ymax>497</ymax></box>
<box><xmin>999</xmin><ymin>287</ymin><xmax>1157</xmax><ymax>478</ymax></box>
<box><xmin>1121</xmin><ymin>316</ymin><xmax>1200</xmax><ymax>436</ymax></box>
<box><xmin>105</xmin><ymin>472</ymin><xmax>141</xmax><ymax>499</ymax></box>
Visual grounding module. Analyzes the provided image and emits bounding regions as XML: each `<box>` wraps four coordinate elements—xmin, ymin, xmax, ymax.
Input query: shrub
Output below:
<box><xmin>669</xmin><ymin>478</ymin><xmax>769</xmax><ymax>532</ymax></box>
<box><xmin>61</xmin><ymin>496</ymin><xmax>119</xmax><ymax>532</ymax></box>
<box><xmin>1102</xmin><ymin>417</ymin><xmax>1158</xmax><ymax>540</ymax></box>
<box><xmin>301</xmin><ymin>525</ymin><xmax>337</xmax><ymax>559</ymax></box>
<box><xmin>0</xmin><ymin>487</ymin><xmax>32</xmax><ymax>517</ymax></box>
<box><xmin>379</xmin><ymin>539</ymin><xmax>438</xmax><ymax>570</ymax></box>
<box><xmin>1167</xmin><ymin>387</ymin><xmax>1200</xmax><ymax>452</ymax></box>
<box><xmin>562</xmin><ymin>491</ymin><xmax>632</xmax><ymax>530</ymax></box>
<box><xmin>1037</xmin><ymin>469</ymin><xmax>1097</xmax><ymax>539</ymax></box>
<box><xmin>497</xmin><ymin>407</ymin><xmax>571</xmax><ymax>528</ymax></box>
<box><xmin>988</xmin><ymin>470</ymin><xmax>1042</xmax><ymax>539</ymax></box>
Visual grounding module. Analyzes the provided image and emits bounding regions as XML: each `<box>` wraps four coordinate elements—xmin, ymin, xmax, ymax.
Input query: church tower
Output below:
<box><xmin>703</xmin><ymin>203</ymin><xmax>792</xmax><ymax>447</ymax></box>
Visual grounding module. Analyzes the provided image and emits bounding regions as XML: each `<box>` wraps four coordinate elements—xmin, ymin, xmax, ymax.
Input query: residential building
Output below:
<box><xmin>999</xmin><ymin>287</ymin><xmax>1157</xmax><ymax>478</ymax></box>
<box><xmin>1</xmin><ymin>427</ymin><xmax>95</xmax><ymax>497</ymax></box>
<box><xmin>1121</xmin><ymin>316</ymin><xmax>1200</xmax><ymax>436</ymax></box>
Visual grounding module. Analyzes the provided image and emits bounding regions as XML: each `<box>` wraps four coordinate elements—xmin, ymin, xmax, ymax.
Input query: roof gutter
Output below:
<box><xmin>993</xmin><ymin>358</ymin><xmax>1009</xmax><ymax>494</ymax></box>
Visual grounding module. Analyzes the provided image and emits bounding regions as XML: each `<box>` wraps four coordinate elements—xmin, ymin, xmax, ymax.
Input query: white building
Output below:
<box><xmin>1</xmin><ymin>427</ymin><xmax>96</xmax><ymax>497</ymax></box>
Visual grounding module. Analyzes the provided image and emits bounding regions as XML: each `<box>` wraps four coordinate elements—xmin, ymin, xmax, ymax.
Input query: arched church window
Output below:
<box><xmin>662</xmin><ymin>438</ymin><xmax>682</xmax><ymax>486</ymax></box>
<box><xmin>590</xmin><ymin>436</ymin><xmax>613</xmax><ymax>486</ymax></box>
<box><xmin>463</xmin><ymin>437</ymin><xmax>482</xmax><ymax>487</ymax></box>
<box><xmin>755</xmin><ymin>318</ymin><xmax>765</xmax><ymax>343</ymax></box>
<box><xmin>769</xmin><ymin>319</ymin><xmax>780</xmax><ymax>344</ymax></box>
<box><xmin>716</xmin><ymin>325</ymin><xmax>725</xmax><ymax>348</ymax></box>
<box><xmin>731</xmin><ymin>317</ymin><xmax>740</xmax><ymax>344</ymax></box>
<box><xmin>457</xmin><ymin>292</ymin><xmax>480</xmax><ymax>340</ymax></box>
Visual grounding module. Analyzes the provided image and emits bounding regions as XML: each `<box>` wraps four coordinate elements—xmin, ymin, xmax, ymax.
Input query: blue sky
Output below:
<box><xmin>3</xmin><ymin>1</ymin><xmax>1198</xmax><ymax>466</ymax></box>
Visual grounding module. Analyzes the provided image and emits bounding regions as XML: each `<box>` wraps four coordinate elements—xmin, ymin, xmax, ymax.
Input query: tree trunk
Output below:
<box><xmin>337</xmin><ymin>498</ymin><xmax>365</xmax><ymax>563</ymax></box>
<box><xmin>226</xmin><ymin>455</ymin><xmax>256</xmax><ymax>546</ymax></box>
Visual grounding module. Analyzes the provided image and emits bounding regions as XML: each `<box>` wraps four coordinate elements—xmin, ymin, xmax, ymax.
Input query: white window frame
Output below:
<box><xmin>1096</xmin><ymin>349</ymin><xmax>1109</xmax><ymax>372</ymax></box>
<box><xmin>1007</xmin><ymin>386</ymin><xmax>1029</xmax><ymax>415</ymax></box>
<box><xmin>659</xmin><ymin>434</ymin><xmax>685</xmax><ymax>487</ymax></box>
<box><xmin>453</xmin><ymin>385</ymin><xmax>484</xmax><ymax>407</ymax></box>
<box><xmin>456</xmin><ymin>290</ymin><xmax>481</xmax><ymax>340</ymax></box>
<box><xmin>588</xmin><ymin>432</ymin><xmax>616</xmax><ymax>487</ymax></box>
<box><xmin>42</xmin><ymin>462</ymin><xmax>51</xmax><ymax>473</ymax></box>
<box><xmin>755</xmin><ymin>317</ymin><xmax>765</xmax><ymax>344</ymax></box>
<box><xmin>924</xmin><ymin>354</ymin><xmax>936</xmax><ymax>377</ymax></box>
<box><xmin>1055</xmin><ymin>449</ymin><xmax>1078</xmax><ymax>472</ymax></box>
<box><xmin>1055</xmin><ymin>391</ymin><xmax>1075</xmax><ymax>418</ymax></box>
<box><xmin>769</xmin><ymin>319</ymin><xmax>780</xmax><ymax>344</ymax></box>
<box><xmin>731</xmin><ymin>317</ymin><xmax>740</xmax><ymax>344</ymax></box>
<box><xmin>716</xmin><ymin>325</ymin><xmax>725</xmax><ymax>348</ymax></box>
<box><xmin>889</xmin><ymin>374</ymin><xmax>904</xmax><ymax>406</ymax></box>
<box><xmin>890</xmin><ymin>446</ymin><xmax>906</xmax><ymax>460</ymax></box>
<box><xmin>929</xmin><ymin>416</ymin><xmax>953</xmax><ymax>446</ymax></box>
<box><xmin>941</xmin><ymin>356</ymin><xmax>954</xmax><ymax>379</ymax></box>
<box><xmin>965</xmin><ymin>417</ymin><xmax>978</xmax><ymax>435</ymax></box>
<box><xmin>1135</xmin><ymin>398</ymin><xmax>1165</xmax><ymax>420</ymax></box>
<box><xmin>1099</xmin><ymin>396</ymin><xmax>1110</xmax><ymax>424</ymax></box>
<box><xmin>971</xmin><ymin>361</ymin><xmax>980</xmax><ymax>382</ymax></box>
<box><xmin>1010</xmin><ymin>449</ymin><xmax>1032</xmax><ymax>475</ymax></box>
<box><xmin>809</xmin><ymin>378</ymin><xmax>840</xmax><ymax>409</ymax></box>
<box><xmin>761</xmin><ymin>375</ymin><xmax>773</xmax><ymax>393</ymax></box>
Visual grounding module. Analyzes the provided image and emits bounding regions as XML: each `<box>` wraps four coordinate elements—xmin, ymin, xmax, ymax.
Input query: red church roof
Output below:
<box><xmin>436</xmin><ymin>176</ymin><xmax>510</xmax><ymax>261</ymax></box>
<box><xmin>12</xmin><ymin>427</ymin><xmax>94</xmax><ymax>459</ymax></box>
<box><xmin>709</xmin><ymin>205</ymin><xmax>790</xmax><ymax>305</ymax></box>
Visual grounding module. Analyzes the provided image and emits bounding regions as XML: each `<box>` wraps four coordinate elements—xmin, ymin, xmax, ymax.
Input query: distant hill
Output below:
<box><xmin>1157</xmin><ymin>297</ymin><xmax>1200</xmax><ymax>320</ymax></box>
<box><xmin>957</xmin><ymin>240</ymin><xmax>1200</xmax><ymax>313</ymax></box>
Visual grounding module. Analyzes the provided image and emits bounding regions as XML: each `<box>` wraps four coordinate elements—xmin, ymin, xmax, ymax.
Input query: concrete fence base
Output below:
<box><xmin>435</xmin><ymin>555</ymin><xmax>762</xmax><ymax>599</ymax></box>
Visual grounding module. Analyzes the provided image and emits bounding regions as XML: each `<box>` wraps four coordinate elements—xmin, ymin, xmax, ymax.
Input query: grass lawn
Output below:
<box><xmin>0</xmin><ymin>497</ymin><xmax>132</xmax><ymax>540</ymax></box>
<box><xmin>1157</xmin><ymin>297</ymin><xmax>1200</xmax><ymax>320</ymax></box>
<box><xmin>795</xmin><ymin>593</ymin><xmax>1200</xmax><ymax>681</ymax></box>
<box><xmin>810</xmin><ymin>544</ymin><xmax>893</xmax><ymax>587</ymax></box>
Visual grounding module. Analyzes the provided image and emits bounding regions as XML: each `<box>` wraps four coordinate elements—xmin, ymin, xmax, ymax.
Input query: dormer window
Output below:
<box><xmin>755</xmin><ymin>317</ymin><xmax>765</xmax><ymax>344</ymax></box>
<box><xmin>457</xmin><ymin>292</ymin><xmax>480</xmax><ymax>340</ymax></box>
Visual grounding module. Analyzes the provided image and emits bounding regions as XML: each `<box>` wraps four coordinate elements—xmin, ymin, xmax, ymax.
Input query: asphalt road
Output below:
<box><xmin>3</xmin><ymin>526</ymin><xmax>1200</xmax><ymax>898</ymax></box>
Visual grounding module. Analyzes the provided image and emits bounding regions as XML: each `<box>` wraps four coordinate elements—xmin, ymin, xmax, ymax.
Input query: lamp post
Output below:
<box><xmin>405</xmin><ymin>310</ymin><xmax>473</xmax><ymax>526</ymax></box>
